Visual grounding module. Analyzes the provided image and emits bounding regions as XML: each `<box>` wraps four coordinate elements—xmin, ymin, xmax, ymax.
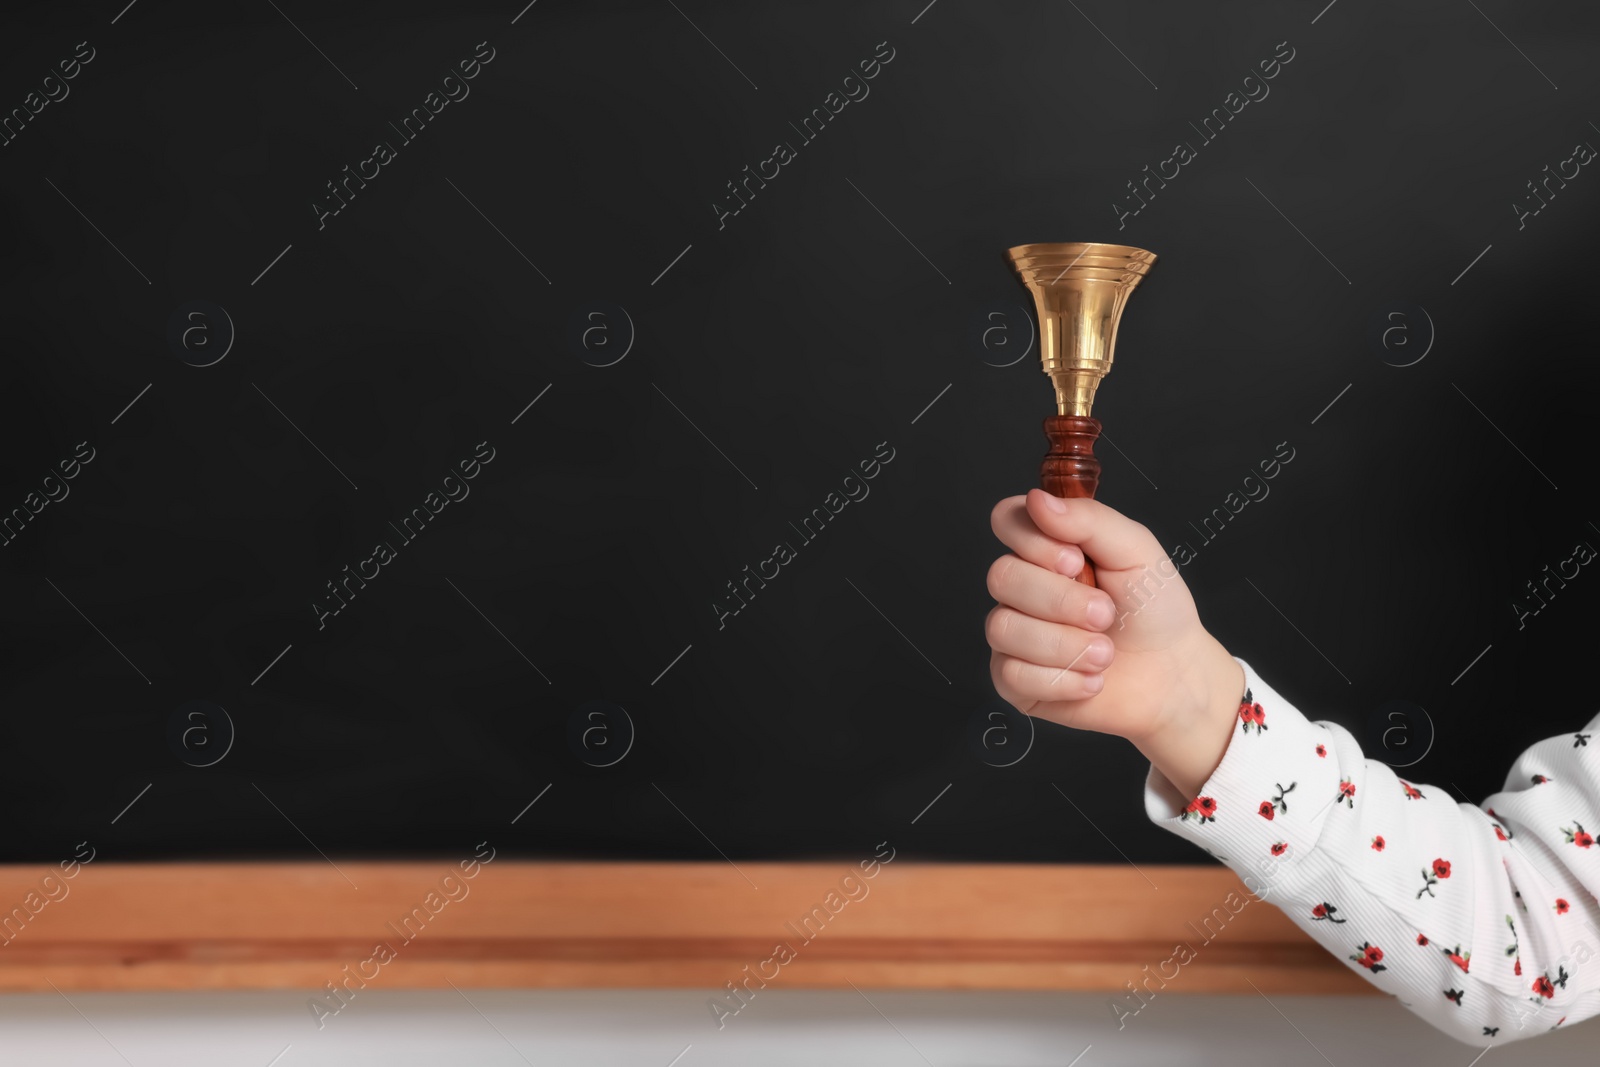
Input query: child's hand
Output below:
<box><xmin>986</xmin><ymin>489</ymin><xmax>1246</xmax><ymax>797</ymax></box>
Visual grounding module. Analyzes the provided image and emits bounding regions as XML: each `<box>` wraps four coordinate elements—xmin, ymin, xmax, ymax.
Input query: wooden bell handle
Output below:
<box><xmin>1040</xmin><ymin>414</ymin><xmax>1102</xmax><ymax>589</ymax></box>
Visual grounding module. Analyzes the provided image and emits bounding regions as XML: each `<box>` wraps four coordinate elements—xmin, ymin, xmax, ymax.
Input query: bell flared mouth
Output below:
<box><xmin>1005</xmin><ymin>242</ymin><xmax>1157</xmax><ymax>285</ymax></box>
<box><xmin>1004</xmin><ymin>241</ymin><xmax>1158</xmax><ymax>417</ymax></box>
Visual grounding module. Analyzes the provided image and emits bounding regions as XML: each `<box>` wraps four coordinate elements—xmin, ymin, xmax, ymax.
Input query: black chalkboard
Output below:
<box><xmin>3</xmin><ymin>0</ymin><xmax>1596</xmax><ymax>865</ymax></box>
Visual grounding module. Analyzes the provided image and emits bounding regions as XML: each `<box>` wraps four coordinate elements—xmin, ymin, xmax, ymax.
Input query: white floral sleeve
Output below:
<box><xmin>1144</xmin><ymin>656</ymin><xmax>1600</xmax><ymax>1047</ymax></box>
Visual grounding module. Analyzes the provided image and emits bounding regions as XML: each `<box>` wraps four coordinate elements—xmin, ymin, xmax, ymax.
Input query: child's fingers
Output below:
<box><xmin>985</xmin><ymin>605</ymin><xmax>1115</xmax><ymax>671</ymax></box>
<box><xmin>987</xmin><ymin>552</ymin><xmax>1117</xmax><ymax>631</ymax></box>
<box><xmin>991</xmin><ymin>495</ymin><xmax>1084</xmax><ymax>577</ymax></box>
<box><xmin>990</xmin><ymin>650</ymin><xmax>1118</xmax><ymax>737</ymax></box>
<box><xmin>1023</xmin><ymin>489</ymin><xmax>1166</xmax><ymax>573</ymax></box>
<box><xmin>989</xmin><ymin>649</ymin><xmax>1036</xmax><ymax>714</ymax></box>
<box><xmin>992</xmin><ymin>649</ymin><xmax>1106</xmax><ymax>704</ymax></box>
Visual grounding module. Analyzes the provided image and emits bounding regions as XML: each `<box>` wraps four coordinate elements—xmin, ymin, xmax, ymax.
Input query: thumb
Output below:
<box><xmin>1023</xmin><ymin>489</ymin><xmax>1166</xmax><ymax>573</ymax></box>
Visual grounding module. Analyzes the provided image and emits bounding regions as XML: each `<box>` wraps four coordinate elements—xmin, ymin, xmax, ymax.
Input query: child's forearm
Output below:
<box><xmin>1144</xmin><ymin>655</ymin><xmax>1600</xmax><ymax>1047</ymax></box>
<box><xmin>985</xmin><ymin>490</ymin><xmax>1600</xmax><ymax>1045</ymax></box>
<box><xmin>1131</xmin><ymin>633</ymin><xmax>1246</xmax><ymax>800</ymax></box>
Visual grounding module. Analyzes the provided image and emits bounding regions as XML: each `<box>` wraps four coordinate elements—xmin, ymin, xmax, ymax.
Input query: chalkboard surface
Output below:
<box><xmin>2</xmin><ymin>0</ymin><xmax>1595</xmax><ymax>864</ymax></box>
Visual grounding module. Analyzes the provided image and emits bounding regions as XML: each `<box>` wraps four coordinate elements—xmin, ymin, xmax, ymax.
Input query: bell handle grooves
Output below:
<box><xmin>1040</xmin><ymin>414</ymin><xmax>1101</xmax><ymax>589</ymax></box>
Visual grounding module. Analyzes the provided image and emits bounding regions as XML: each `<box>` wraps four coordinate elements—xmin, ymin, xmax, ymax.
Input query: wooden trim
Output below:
<box><xmin>0</xmin><ymin>862</ymin><xmax>1370</xmax><ymax>995</ymax></box>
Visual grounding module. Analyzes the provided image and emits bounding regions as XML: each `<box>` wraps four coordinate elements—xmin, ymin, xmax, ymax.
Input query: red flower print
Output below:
<box><xmin>1532</xmin><ymin>965</ymin><xmax>1569</xmax><ymax>998</ymax></box>
<box><xmin>1556</xmin><ymin>898</ymin><xmax>1570</xmax><ymax>915</ymax></box>
<box><xmin>1371</xmin><ymin>835</ymin><xmax>1385</xmax><ymax>851</ymax></box>
<box><xmin>1238</xmin><ymin>690</ymin><xmax>1267</xmax><ymax>734</ymax></box>
<box><xmin>1309</xmin><ymin>902</ymin><xmax>1345</xmax><ymax>923</ymax></box>
<box><xmin>1400</xmin><ymin>780</ymin><xmax>1424</xmax><ymax>800</ymax></box>
<box><xmin>1417</xmin><ymin>933</ymin><xmax>1429</xmax><ymax>946</ymax></box>
<box><xmin>1315</xmin><ymin>743</ymin><xmax>1326</xmax><ymax>758</ymax></box>
<box><xmin>1433</xmin><ymin>859</ymin><xmax>1452</xmax><ymax>879</ymax></box>
<box><xmin>1442</xmin><ymin>945</ymin><xmax>1470</xmax><ymax>973</ymax></box>
<box><xmin>1181</xmin><ymin>796</ymin><xmax>1217</xmax><ymax>825</ymax></box>
<box><xmin>1335</xmin><ymin>778</ymin><xmax>1355</xmax><ymax>808</ymax></box>
<box><xmin>1560</xmin><ymin>821</ymin><xmax>1593</xmax><ymax>848</ymax></box>
<box><xmin>1262</xmin><ymin>781</ymin><xmax>1295</xmax><ymax>818</ymax></box>
<box><xmin>1270</xmin><ymin>842</ymin><xmax>1288</xmax><ymax>857</ymax></box>
<box><xmin>1494</xmin><ymin>824</ymin><xmax>1508</xmax><ymax>841</ymax></box>
<box><xmin>1516</xmin><ymin>958</ymin><xmax>1522</xmax><ymax>976</ymax></box>
<box><xmin>1311</xmin><ymin>903</ymin><xmax>1325</xmax><ymax>918</ymax></box>
<box><xmin>1444</xmin><ymin>987</ymin><xmax>1464</xmax><ymax>1006</ymax></box>
<box><xmin>1533</xmin><ymin>774</ymin><xmax>1552</xmax><ymax>785</ymax></box>
<box><xmin>1350</xmin><ymin>942</ymin><xmax>1386</xmax><ymax>973</ymax></box>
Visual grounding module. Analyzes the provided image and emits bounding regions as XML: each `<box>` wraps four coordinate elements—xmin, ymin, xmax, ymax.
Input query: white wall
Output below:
<box><xmin>2</xmin><ymin>988</ymin><xmax>1591</xmax><ymax>1065</ymax></box>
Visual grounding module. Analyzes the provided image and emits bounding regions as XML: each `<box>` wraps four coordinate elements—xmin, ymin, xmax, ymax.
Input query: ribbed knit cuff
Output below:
<box><xmin>1144</xmin><ymin>656</ymin><xmax>1343</xmax><ymax>897</ymax></box>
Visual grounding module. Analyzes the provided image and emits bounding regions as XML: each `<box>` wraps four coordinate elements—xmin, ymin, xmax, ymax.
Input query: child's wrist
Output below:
<box><xmin>1130</xmin><ymin>634</ymin><xmax>1245</xmax><ymax>800</ymax></box>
